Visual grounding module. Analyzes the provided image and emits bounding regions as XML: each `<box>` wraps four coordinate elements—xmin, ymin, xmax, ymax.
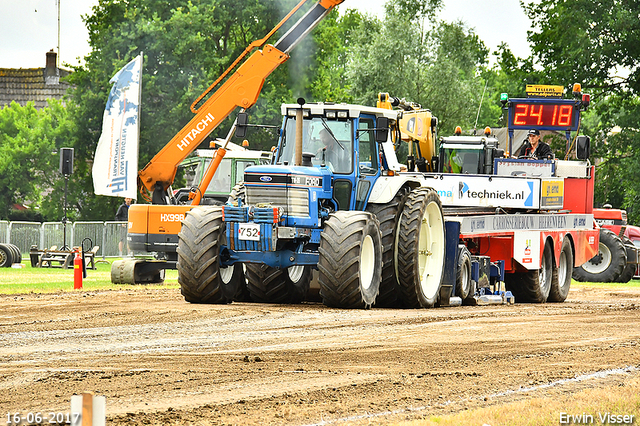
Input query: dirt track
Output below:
<box><xmin>1</xmin><ymin>284</ymin><xmax>639</xmax><ymax>425</ymax></box>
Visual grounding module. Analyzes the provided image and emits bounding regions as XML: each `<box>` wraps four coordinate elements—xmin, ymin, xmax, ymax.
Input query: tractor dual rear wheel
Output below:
<box><xmin>0</xmin><ymin>244</ymin><xmax>14</xmax><ymax>267</ymax></box>
<box><xmin>366</xmin><ymin>187</ymin><xmax>409</xmax><ymax>308</ymax></box>
<box><xmin>318</xmin><ymin>211</ymin><xmax>382</xmax><ymax>309</ymax></box>
<box><xmin>395</xmin><ymin>187</ymin><xmax>446</xmax><ymax>308</ymax></box>
<box><xmin>7</xmin><ymin>244</ymin><xmax>20</xmax><ymax>265</ymax></box>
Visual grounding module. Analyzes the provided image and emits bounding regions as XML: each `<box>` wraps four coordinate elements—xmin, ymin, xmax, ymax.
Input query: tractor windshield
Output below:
<box><xmin>441</xmin><ymin>147</ymin><xmax>482</xmax><ymax>174</ymax></box>
<box><xmin>178</xmin><ymin>157</ymin><xmax>233</xmax><ymax>195</ymax></box>
<box><xmin>278</xmin><ymin>117</ymin><xmax>353</xmax><ymax>174</ymax></box>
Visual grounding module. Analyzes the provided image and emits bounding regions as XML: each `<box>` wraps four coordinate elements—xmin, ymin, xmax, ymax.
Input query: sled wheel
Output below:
<box><xmin>548</xmin><ymin>237</ymin><xmax>573</xmax><ymax>302</ymax></box>
<box><xmin>456</xmin><ymin>246</ymin><xmax>473</xmax><ymax>301</ymax></box>
<box><xmin>506</xmin><ymin>240</ymin><xmax>553</xmax><ymax>303</ymax></box>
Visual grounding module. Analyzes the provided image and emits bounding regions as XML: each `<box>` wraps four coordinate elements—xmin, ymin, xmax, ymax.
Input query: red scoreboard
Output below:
<box><xmin>508</xmin><ymin>99</ymin><xmax>580</xmax><ymax>131</ymax></box>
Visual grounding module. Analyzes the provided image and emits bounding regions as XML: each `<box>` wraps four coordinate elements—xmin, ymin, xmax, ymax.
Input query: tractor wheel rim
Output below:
<box><xmin>360</xmin><ymin>235</ymin><xmax>375</xmax><ymax>291</ymax></box>
<box><xmin>288</xmin><ymin>265</ymin><xmax>305</xmax><ymax>283</ymax></box>
<box><xmin>419</xmin><ymin>201</ymin><xmax>444</xmax><ymax>298</ymax></box>
<box><xmin>582</xmin><ymin>242</ymin><xmax>612</xmax><ymax>274</ymax></box>
<box><xmin>220</xmin><ymin>265</ymin><xmax>234</xmax><ymax>284</ymax></box>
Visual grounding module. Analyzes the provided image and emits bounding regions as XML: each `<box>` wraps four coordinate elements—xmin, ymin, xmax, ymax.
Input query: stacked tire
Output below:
<box><xmin>0</xmin><ymin>243</ymin><xmax>21</xmax><ymax>267</ymax></box>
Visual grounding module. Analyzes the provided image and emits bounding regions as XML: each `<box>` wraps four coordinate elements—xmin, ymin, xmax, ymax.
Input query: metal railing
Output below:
<box><xmin>2</xmin><ymin>221</ymin><xmax>129</xmax><ymax>261</ymax></box>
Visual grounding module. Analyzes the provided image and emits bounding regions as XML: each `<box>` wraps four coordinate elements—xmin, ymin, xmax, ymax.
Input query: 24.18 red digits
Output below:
<box><xmin>512</xmin><ymin>103</ymin><xmax>573</xmax><ymax>127</ymax></box>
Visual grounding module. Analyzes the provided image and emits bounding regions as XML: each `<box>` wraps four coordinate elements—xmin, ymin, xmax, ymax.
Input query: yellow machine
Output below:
<box><xmin>114</xmin><ymin>0</ymin><xmax>345</xmax><ymax>284</ymax></box>
<box><xmin>377</xmin><ymin>92</ymin><xmax>438</xmax><ymax>172</ymax></box>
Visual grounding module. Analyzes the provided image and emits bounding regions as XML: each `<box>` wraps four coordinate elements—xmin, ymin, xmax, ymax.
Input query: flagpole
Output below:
<box><xmin>57</xmin><ymin>0</ymin><xmax>61</xmax><ymax>67</ymax></box>
<box><xmin>92</xmin><ymin>55</ymin><xmax>143</xmax><ymax>199</ymax></box>
<box><xmin>136</xmin><ymin>52</ymin><xmax>143</xmax><ymax>201</ymax></box>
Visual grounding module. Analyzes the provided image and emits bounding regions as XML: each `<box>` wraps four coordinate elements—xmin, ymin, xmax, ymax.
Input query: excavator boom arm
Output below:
<box><xmin>137</xmin><ymin>0</ymin><xmax>345</xmax><ymax>202</ymax></box>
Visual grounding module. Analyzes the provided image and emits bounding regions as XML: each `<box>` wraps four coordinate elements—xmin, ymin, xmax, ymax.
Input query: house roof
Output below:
<box><xmin>0</xmin><ymin>51</ymin><xmax>72</xmax><ymax>110</ymax></box>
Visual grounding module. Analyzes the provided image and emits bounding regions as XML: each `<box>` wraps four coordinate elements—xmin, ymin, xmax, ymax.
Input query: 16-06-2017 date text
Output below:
<box><xmin>6</xmin><ymin>412</ymin><xmax>81</xmax><ymax>425</ymax></box>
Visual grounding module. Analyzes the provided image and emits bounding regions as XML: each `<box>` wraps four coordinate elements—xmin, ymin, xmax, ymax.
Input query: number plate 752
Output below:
<box><xmin>238</xmin><ymin>223</ymin><xmax>260</xmax><ymax>241</ymax></box>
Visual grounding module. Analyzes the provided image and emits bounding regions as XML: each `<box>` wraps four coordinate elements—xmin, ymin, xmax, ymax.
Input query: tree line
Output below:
<box><xmin>0</xmin><ymin>0</ymin><xmax>638</xmax><ymax>223</ymax></box>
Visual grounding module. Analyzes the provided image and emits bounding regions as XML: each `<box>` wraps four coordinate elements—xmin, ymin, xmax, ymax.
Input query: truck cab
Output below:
<box><xmin>438</xmin><ymin>128</ymin><xmax>503</xmax><ymax>175</ymax></box>
<box><xmin>174</xmin><ymin>149</ymin><xmax>272</xmax><ymax>205</ymax></box>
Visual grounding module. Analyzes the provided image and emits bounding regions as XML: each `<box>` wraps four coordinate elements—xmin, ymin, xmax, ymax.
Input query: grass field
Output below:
<box><xmin>394</xmin><ymin>376</ymin><xmax>640</xmax><ymax>426</ymax></box>
<box><xmin>1</xmin><ymin>259</ymin><xmax>639</xmax><ymax>294</ymax></box>
<box><xmin>0</xmin><ymin>258</ymin><xmax>179</xmax><ymax>294</ymax></box>
<box><xmin>572</xmin><ymin>280</ymin><xmax>640</xmax><ymax>288</ymax></box>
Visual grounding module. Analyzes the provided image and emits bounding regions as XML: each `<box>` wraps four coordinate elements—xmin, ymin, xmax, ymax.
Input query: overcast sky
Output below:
<box><xmin>0</xmin><ymin>0</ymin><xmax>532</xmax><ymax>69</ymax></box>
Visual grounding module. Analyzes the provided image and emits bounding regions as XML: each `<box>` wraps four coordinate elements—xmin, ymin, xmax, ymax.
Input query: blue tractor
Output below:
<box><xmin>176</xmin><ymin>99</ymin><xmax>447</xmax><ymax>309</ymax></box>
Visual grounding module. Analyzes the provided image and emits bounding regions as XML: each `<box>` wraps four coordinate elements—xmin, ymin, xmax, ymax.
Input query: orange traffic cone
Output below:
<box><xmin>74</xmin><ymin>250</ymin><xmax>83</xmax><ymax>289</ymax></box>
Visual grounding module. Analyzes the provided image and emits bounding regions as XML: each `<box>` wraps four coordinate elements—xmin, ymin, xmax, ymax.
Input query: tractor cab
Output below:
<box><xmin>260</xmin><ymin>102</ymin><xmax>398</xmax><ymax>212</ymax></box>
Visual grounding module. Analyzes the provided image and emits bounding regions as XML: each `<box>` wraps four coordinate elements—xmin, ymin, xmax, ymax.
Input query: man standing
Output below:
<box><xmin>115</xmin><ymin>197</ymin><xmax>132</xmax><ymax>256</ymax></box>
<box><xmin>518</xmin><ymin>129</ymin><xmax>553</xmax><ymax>159</ymax></box>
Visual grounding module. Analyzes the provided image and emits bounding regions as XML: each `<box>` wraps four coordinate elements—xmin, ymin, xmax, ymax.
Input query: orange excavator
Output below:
<box><xmin>112</xmin><ymin>0</ymin><xmax>345</xmax><ymax>284</ymax></box>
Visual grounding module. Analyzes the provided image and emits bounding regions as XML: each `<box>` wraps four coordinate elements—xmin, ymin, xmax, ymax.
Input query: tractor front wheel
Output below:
<box><xmin>177</xmin><ymin>207</ymin><xmax>240</xmax><ymax>304</ymax></box>
<box><xmin>245</xmin><ymin>264</ymin><xmax>311</xmax><ymax>304</ymax></box>
<box><xmin>318</xmin><ymin>211</ymin><xmax>382</xmax><ymax>309</ymax></box>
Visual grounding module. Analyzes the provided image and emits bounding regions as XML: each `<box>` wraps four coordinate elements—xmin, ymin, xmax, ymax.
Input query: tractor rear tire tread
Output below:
<box><xmin>572</xmin><ymin>228</ymin><xmax>626</xmax><ymax>282</ymax></box>
<box><xmin>366</xmin><ymin>187</ymin><xmax>409</xmax><ymax>308</ymax></box>
<box><xmin>245</xmin><ymin>263</ymin><xmax>311</xmax><ymax>304</ymax></box>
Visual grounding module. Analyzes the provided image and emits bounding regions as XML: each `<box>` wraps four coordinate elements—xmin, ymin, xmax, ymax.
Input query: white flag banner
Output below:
<box><xmin>92</xmin><ymin>54</ymin><xmax>142</xmax><ymax>199</ymax></box>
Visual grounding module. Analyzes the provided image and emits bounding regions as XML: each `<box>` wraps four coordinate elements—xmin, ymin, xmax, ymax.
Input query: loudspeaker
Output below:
<box><xmin>576</xmin><ymin>135</ymin><xmax>590</xmax><ymax>160</ymax></box>
<box><xmin>60</xmin><ymin>147</ymin><xmax>74</xmax><ymax>176</ymax></box>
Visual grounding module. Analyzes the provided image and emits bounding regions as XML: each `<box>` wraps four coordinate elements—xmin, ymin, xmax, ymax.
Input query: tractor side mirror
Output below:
<box><xmin>576</xmin><ymin>135</ymin><xmax>590</xmax><ymax>160</ymax></box>
<box><xmin>375</xmin><ymin>117</ymin><xmax>389</xmax><ymax>142</ymax></box>
<box><xmin>235</xmin><ymin>112</ymin><xmax>249</xmax><ymax>138</ymax></box>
